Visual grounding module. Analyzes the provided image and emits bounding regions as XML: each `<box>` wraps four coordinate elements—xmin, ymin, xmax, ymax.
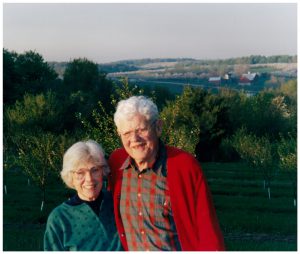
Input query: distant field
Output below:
<box><xmin>3</xmin><ymin>162</ymin><xmax>297</xmax><ymax>251</ymax></box>
<box><xmin>107</xmin><ymin>62</ymin><xmax>297</xmax><ymax>76</ymax></box>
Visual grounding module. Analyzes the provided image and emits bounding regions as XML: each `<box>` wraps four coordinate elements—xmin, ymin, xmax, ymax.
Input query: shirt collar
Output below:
<box><xmin>66</xmin><ymin>190</ymin><xmax>103</xmax><ymax>206</ymax></box>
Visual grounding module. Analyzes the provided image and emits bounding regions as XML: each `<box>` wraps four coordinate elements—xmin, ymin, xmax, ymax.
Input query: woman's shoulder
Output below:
<box><xmin>46</xmin><ymin>203</ymin><xmax>67</xmax><ymax>228</ymax></box>
<box><xmin>47</xmin><ymin>199</ymin><xmax>82</xmax><ymax>222</ymax></box>
<box><xmin>47</xmin><ymin>202</ymin><xmax>70</xmax><ymax>218</ymax></box>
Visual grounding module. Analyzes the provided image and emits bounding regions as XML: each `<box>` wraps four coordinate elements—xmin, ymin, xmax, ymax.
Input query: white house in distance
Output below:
<box><xmin>208</xmin><ymin>76</ymin><xmax>221</xmax><ymax>85</ymax></box>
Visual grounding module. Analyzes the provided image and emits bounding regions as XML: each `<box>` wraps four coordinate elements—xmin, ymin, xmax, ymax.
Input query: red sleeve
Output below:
<box><xmin>196</xmin><ymin>172</ymin><xmax>225</xmax><ymax>250</ymax></box>
<box><xmin>107</xmin><ymin>148</ymin><xmax>127</xmax><ymax>192</ymax></box>
<box><xmin>108</xmin><ymin>148</ymin><xmax>129</xmax><ymax>251</ymax></box>
<box><xmin>167</xmin><ymin>146</ymin><xmax>225</xmax><ymax>251</ymax></box>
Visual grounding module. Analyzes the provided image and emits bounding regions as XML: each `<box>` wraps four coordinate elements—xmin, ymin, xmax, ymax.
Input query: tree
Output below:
<box><xmin>141</xmin><ymin>84</ymin><xmax>174</xmax><ymax>110</ymax></box>
<box><xmin>233</xmin><ymin>91</ymin><xmax>292</xmax><ymax>139</ymax></box>
<box><xmin>3</xmin><ymin>135</ymin><xmax>16</xmax><ymax>195</ymax></box>
<box><xmin>78</xmin><ymin>78</ymin><xmax>143</xmax><ymax>155</ymax></box>
<box><xmin>232</xmin><ymin>128</ymin><xmax>278</xmax><ymax>199</ymax></box>
<box><xmin>63</xmin><ymin>58</ymin><xmax>113</xmax><ymax>104</ymax></box>
<box><xmin>3</xmin><ymin>49</ymin><xmax>19</xmax><ymax>104</ymax></box>
<box><xmin>11</xmin><ymin>132</ymin><xmax>73</xmax><ymax>210</ymax></box>
<box><xmin>277</xmin><ymin>133</ymin><xmax>297</xmax><ymax>206</ymax></box>
<box><xmin>62</xmin><ymin>58</ymin><xmax>114</xmax><ymax>123</ymax></box>
<box><xmin>15</xmin><ymin>50</ymin><xmax>57</xmax><ymax>86</ymax></box>
<box><xmin>5</xmin><ymin>91</ymin><xmax>65</xmax><ymax>134</ymax></box>
<box><xmin>195</xmin><ymin>90</ymin><xmax>233</xmax><ymax>161</ymax></box>
<box><xmin>3</xmin><ymin>91</ymin><xmax>76</xmax><ymax>198</ymax></box>
<box><xmin>110</xmin><ymin>77</ymin><xmax>142</xmax><ymax>105</ymax></box>
<box><xmin>160</xmin><ymin>86</ymin><xmax>235</xmax><ymax>160</ymax></box>
<box><xmin>160</xmin><ymin>86</ymin><xmax>201</xmax><ymax>155</ymax></box>
<box><xmin>272</xmin><ymin>80</ymin><xmax>297</xmax><ymax>136</ymax></box>
<box><xmin>3</xmin><ymin>49</ymin><xmax>58</xmax><ymax>104</ymax></box>
<box><xmin>63</xmin><ymin>58</ymin><xmax>101</xmax><ymax>93</ymax></box>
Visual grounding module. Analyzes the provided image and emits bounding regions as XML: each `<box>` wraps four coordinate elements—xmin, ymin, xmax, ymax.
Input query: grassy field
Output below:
<box><xmin>203</xmin><ymin>162</ymin><xmax>297</xmax><ymax>251</ymax></box>
<box><xmin>3</xmin><ymin>162</ymin><xmax>297</xmax><ymax>251</ymax></box>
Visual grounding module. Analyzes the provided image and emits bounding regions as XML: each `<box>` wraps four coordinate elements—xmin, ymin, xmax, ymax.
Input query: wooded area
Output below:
<box><xmin>3</xmin><ymin>49</ymin><xmax>297</xmax><ymax>251</ymax></box>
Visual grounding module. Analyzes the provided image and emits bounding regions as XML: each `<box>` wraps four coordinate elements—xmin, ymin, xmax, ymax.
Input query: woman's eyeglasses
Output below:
<box><xmin>72</xmin><ymin>166</ymin><xmax>106</xmax><ymax>180</ymax></box>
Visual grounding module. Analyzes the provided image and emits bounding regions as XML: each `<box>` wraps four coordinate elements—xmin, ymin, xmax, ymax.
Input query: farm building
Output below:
<box><xmin>239</xmin><ymin>72</ymin><xmax>258</xmax><ymax>86</ymax></box>
<box><xmin>208</xmin><ymin>76</ymin><xmax>221</xmax><ymax>85</ymax></box>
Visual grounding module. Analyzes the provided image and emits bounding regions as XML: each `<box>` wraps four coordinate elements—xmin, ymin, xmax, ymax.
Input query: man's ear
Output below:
<box><xmin>155</xmin><ymin>119</ymin><xmax>163</xmax><ymax>137</ymax></box>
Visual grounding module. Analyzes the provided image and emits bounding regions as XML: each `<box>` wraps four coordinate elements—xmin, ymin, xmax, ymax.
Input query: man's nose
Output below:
<box><xmin>131</xmin><ymin>130</ymin><xmax>142</xmax><ymax>140</ymax></box>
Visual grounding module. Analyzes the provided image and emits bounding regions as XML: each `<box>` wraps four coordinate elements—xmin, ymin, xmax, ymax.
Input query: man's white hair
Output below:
<box><xmin>114</xmin><ymin>96</ymin><xmax>158</xmax><ymax>129</ymax></box>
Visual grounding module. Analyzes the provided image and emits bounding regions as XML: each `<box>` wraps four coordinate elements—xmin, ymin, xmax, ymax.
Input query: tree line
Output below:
<box><xmin>3</xmin><ymin>48</ymin><xmax>297</xmax><ymax>207</ymax></box>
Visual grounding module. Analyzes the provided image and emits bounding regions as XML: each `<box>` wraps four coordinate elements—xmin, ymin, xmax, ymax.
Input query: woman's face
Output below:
<box><xmin>72</xmin><ymin>158</ymin><xmax>107</xmax><ymax>201</ymax></box>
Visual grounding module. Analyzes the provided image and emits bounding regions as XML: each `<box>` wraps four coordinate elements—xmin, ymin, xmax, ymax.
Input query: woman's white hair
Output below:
<box><xmin>60</xmin><ymin>140</ymin><xmax>109</xmax><ymax>189</ymax></box>
<box><xmin>114</xmin><ymin>96</ymin><xmax>158</xmax><ymax>129</ymax></box>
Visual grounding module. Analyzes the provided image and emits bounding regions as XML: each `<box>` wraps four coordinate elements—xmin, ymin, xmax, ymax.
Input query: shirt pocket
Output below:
<box><xmin>152</xmin><ymin>190</ymin><xmax>173</xmax><ymax>229</ymax></box>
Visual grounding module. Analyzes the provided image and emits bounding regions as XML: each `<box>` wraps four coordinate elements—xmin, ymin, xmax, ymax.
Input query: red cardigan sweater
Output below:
<box><xmin>108</xmin><ymin>146</ymin><xmax>225</xmax><ymax>251</ymax></box>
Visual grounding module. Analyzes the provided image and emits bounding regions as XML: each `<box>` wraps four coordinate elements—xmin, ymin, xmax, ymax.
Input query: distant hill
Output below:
<box><xmin>48</xmin><ymin>55</ymin><xmax>297</xmax><ymax>78</ymax></box>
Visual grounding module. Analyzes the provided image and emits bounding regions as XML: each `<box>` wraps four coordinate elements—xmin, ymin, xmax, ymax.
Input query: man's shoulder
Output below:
<box><xmin>165</xmin><ymin>146</ymin><xmax>203</xmax><ymax>176</ymax></box>
<box><xmin>166</xmin><ymin>145</ymin><xmax>197</xmax><ymax>162</ymax></box>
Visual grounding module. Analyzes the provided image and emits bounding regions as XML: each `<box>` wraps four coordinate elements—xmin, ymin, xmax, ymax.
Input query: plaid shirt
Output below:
<box><xmin>119</xmin><ymin>142</ymin><xmax>181</xmax><ymax>251</ymax></box>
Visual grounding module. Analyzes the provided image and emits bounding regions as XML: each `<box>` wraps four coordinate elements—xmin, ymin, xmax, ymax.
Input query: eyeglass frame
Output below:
<box><xmin>71</xmin><ymin>165</ymin><xmax>107</xmax><ymax>181</ymax></box>
<box><xmin>118</xmin><ymin>120</ymin><xmax>157</xmax><ymax>139</ymax></box>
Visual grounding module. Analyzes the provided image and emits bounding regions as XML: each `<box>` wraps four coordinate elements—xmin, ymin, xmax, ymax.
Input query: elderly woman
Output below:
<box><xmin>44</xmin><ymin>140</ymin><xmax>122</xmax><ymax>251</ymax></box>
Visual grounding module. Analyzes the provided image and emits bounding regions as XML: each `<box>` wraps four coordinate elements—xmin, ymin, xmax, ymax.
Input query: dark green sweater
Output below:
<box><xmin>44</xmin><ymin>190</ymin><xmax>123</xmax><ymax>251</ymax></box>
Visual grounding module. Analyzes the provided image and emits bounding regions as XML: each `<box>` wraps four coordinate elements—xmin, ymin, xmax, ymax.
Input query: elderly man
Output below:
<box><xmin>109</xmin><ymin>96</ymin><xmax>225</xmax><ymax>251</ymax></box>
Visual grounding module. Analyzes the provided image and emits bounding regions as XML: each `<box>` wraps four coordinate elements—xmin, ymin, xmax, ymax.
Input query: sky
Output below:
<box><xmin>3</xmin><ymin>2</ymin><xmax>298</xmax><ymax>63</ymax></box>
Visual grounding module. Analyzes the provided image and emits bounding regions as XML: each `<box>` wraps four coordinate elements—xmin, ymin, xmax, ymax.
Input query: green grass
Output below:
<box><xmin>3</xmin><ymin>169</ymin><xmax>73</xmax><ymax>250</ymax></box>
<box><xmin>202</xmin><ymin>162</ymin><xmax>297</xmax><ymax>251</ymax></box>
<box><xmin>3</xmin><ymin>162</ymin><xmax>297</xmax><ymax>251</ymax></box>
<box><xmin>225</xmin><ymin>239</ymin><xmax>297</xmax><ymax>251</ymax></box>
<box><xmin>3</xmin><ymin>227</ymin><xmax>45</xmax><ymax>251</ymax></box>
<box><xmin>3</xmin><ymin>170</ymin><xmax>73</xmax><ymax>224</ymax></box>
<box><xmin>218</xmin><ymin>209</ymin><xmax>296</xmax><ymax>235</ymax></box>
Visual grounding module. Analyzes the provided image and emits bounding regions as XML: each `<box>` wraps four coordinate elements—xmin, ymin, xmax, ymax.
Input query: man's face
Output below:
<box><xmin>118</xmin><ymin>114</ymin><xmax>162</xmax><ymax>165</ymax></box>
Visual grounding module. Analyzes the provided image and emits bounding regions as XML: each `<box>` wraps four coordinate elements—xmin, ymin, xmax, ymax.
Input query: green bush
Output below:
<box><xmin>5</xmin><ymin>91</ymin><xmax>64</xmax><ymax>134</ymax></box>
